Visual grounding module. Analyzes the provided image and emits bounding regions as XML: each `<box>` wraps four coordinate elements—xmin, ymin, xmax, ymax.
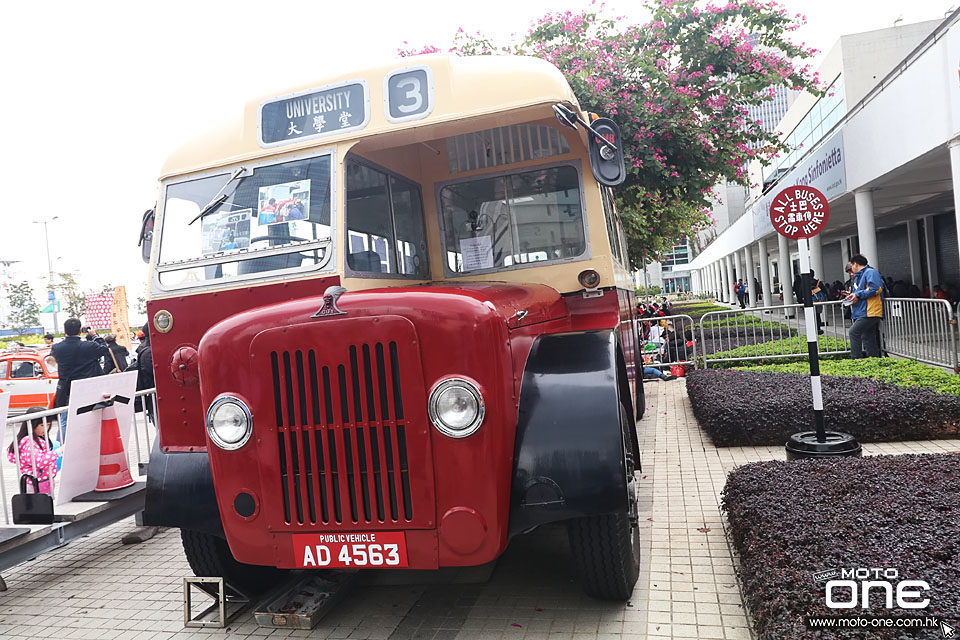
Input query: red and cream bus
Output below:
<box><xmin>141</xmin><ymin>54</ymin><xmax>643</xmax><ymax>600</ymax></box>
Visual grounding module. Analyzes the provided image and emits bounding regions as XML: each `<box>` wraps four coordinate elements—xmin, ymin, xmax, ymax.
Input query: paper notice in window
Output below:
<box><xmin>460</xmin><ymin>236</ymin><xmax>494</xmax><ymax>270</ymax></box>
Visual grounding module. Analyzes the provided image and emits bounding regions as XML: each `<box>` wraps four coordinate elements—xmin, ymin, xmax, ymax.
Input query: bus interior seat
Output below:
<box><xmin>347</xmin><ymin>251</ymin><xmax>383</xmax><ymax>273</ymax></box>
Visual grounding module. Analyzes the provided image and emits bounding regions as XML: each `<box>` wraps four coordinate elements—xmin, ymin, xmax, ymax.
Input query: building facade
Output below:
<box><xmin>688</xmin><ymin>15</ymin><xmax>960</xmax><ymax>308</ymax></box>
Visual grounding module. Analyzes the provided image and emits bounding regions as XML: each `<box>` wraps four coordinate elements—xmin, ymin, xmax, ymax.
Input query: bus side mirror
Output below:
<box><xmin>588</xmin><ymin>118</ymin><xmax>626</xmax><ymax>187</ymax></box>
<box><xmin>139</xmin><ymin>208</ymin><xmax>155</xmax><ymax>264</ymax></box>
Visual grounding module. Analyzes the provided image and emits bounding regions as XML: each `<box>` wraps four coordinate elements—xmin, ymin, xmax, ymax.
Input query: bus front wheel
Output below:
<box><xmin>180</xmin><ymin>528</ymin><xmax>287</xmax><ymax>596</ymax></box>
<box><xmin>566</xmin><ymin>405</ymin><xmax>641</xmax><ymax>600</ymax></box>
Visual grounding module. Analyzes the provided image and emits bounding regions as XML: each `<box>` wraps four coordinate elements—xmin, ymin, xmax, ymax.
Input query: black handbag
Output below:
<box><xmin>12</xmin><ymin>474</ymin><xmax>54</xmax><ymax>525</ymax></box>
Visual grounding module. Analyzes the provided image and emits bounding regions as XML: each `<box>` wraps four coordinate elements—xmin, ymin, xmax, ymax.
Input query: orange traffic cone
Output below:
<box><xmin>94</xmin><ymin>402</ymin><xmax>135</xmax><ymax>492</ymax></box>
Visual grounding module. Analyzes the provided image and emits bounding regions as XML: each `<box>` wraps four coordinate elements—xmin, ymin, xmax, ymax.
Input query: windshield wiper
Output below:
<box><xmin>188</xmin><ymin>166</ymin><xmax>251</xmax><ymax>225</ymax></box>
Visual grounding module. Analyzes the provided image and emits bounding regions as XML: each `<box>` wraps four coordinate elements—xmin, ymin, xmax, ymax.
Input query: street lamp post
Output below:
<box><xmin>33</xmin><ymin>217</ymin><xmax>59</xmax><ymax>333</ymax></box>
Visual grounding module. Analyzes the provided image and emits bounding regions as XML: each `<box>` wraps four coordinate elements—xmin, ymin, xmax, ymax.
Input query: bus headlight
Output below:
<box><xmin>206</xmin><ymin>396</ymin><xmax>253</xmax><ymax>450</ymax></box>
<box><xmin>428</xmin><ymin>378</ymin><xmax>484</xmax><ymax>438</ymax></box>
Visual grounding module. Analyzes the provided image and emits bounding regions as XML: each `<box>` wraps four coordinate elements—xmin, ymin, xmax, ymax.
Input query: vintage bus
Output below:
<box><xmin>141</xmin><ymin>54</ymin><xmax>644</xmax><ymax>600</ymax></box>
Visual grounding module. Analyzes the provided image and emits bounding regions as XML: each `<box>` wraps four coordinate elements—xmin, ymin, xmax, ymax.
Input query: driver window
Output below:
<box><xmin>10</xmin><ymin>361</ymin><xmax>37</xmax><ymax>379</ymax></box>
<box><xmin>346</xmin><ymin>160</ymin><xmax>428</xmax><ymax>277</ymax></box>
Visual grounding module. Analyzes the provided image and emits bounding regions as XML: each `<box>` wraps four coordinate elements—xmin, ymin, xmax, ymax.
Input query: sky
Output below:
<box><xmin>0</xmin><ymin>0</ymin><xmax>954</xmax><ymax>326</ymax></box>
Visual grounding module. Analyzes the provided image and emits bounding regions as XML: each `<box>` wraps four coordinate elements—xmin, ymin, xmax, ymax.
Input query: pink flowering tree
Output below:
<box><xmin>400</xmin><ymin>0</ymin><xmax>819</xmax><ymax>267</ymax></box>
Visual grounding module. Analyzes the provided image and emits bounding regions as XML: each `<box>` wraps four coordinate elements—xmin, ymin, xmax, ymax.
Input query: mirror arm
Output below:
<box><xmin>552</xmin><ymin>104</ymin><xmax>618</xmax><ymax>152</ymax></box>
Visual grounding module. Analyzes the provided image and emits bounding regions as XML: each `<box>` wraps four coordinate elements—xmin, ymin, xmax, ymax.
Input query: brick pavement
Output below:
<box><xmin>3</xmin><ymin>379</ymin><xmax>955</xmax><ymax>639</ymax></box>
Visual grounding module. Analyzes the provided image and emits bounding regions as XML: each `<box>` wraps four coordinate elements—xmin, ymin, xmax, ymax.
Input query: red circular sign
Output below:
<box><xmin>769</xmin><ymin>185</ymin><xmax>830</xmax><ymax>240</ymax></box>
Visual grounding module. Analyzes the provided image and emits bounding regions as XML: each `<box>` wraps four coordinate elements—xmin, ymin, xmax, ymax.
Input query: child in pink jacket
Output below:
<box><xmin>7</xmin><ymin>408</ymin><xmax>58</xmax><ymax>495</ymax></box>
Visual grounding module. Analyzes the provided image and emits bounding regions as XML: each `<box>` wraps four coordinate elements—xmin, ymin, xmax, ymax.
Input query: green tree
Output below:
<box><xmin>54</xmin><ymin>272</ymin><xmax>86</xmax><ymax>319</ymax></box>
<box><xmin>7</xmin><ymin>281</ymin><xmax>41</xmax><ymax>333</ymax></box>
<box><xmin>401</xmin><ymin>0</ymin><xmax>819</xmax><ymax>267</ymax></box>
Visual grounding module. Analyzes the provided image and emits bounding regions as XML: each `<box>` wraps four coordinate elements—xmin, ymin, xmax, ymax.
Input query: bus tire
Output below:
<box><xmin>180</xmin><ymin>528</ymin><xmax>286</xmax><ymax>596</ymax></box>
<box><xmin>566</xmin><ymin>405</ymin><xmax>640</xmax><ymax>600</ymax></box>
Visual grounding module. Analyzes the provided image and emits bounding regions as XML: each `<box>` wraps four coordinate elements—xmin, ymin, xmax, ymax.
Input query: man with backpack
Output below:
<box><xmin>844</xmin><ymin>254</ymin><xmax>885</xmax><ymax>358</ymax></box>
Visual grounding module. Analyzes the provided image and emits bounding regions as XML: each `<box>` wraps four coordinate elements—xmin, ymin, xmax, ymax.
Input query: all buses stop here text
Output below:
<box><xmin>769</xmin><ymin>186</ymin><xmax>830</xmax><ymax>240</ymax></box>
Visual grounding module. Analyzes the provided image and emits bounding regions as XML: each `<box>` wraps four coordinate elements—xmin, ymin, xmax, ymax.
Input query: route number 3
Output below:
<box><xmin>386</xmin><ymin>68</ymin><xmax>432</xmax><ymax>121</ymax></box>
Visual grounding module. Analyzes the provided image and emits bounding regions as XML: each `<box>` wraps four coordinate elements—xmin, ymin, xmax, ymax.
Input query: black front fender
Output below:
<box><xmin>143</xmin><ymin>439</ymin><xmax>224</xmax><ymax>536</ymax></box>
<box><xmin>508</xmin><ymin>330</ymin><xmax>627</xmax><ymax>537</ymax></box>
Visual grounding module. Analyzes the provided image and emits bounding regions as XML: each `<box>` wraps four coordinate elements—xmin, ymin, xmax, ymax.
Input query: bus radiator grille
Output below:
<box><xmin>269</xmin><ymin>342</ymin><xmax>414</xmax><ymax>526</ymax></box>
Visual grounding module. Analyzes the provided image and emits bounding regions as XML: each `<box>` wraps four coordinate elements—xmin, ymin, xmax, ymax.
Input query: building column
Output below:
<box><xmin>854</xmin><ymin>189</ymin><xmax>879</xmax><ymax>270</ymax></box>
<box><xmin>906</xmin><ymin>220</ymin><xmax>922</xmax><ymax>286</ymax></box>
<box><xmin>758</xmin><ymin>238</ymin><xmax>773</xmax><ymax>307</ymax></box>
<box><xmin>778</xmin><ymin>233</ymin><xmax>795</xmax><ymax>307</ymax></box>
<box><xmin>923</xmin><ymin>216</ymin><xmax>939</xmax><ymax>288</ymax></box>
<box><xmin>744</xmin><ymin>245</ymin><xmax>757</xmax><ymax>306</ymax></box>
<box><xmin>951</xmin><ymin>138</ymin><xmax>960</xmax><ymax>285</ymax></box>
<box><xmin>724</xmin><ymin>254</ymin><xmax>736</xmax><ymax>304</ymax></box>
<box><xmin>809</xmin><ymin>233</ymin><xmax>824</xmax><ymax>281</ymax></box>
<box><xmin>714</xmin><ymin>262</ymin><xmax>722</xmax><ymax>300</ymax></box>
<box><xmin>717</xmin><ymin>260</ymin><xmax>726</xmax><ymax>302</ymax></box>
<box><xmin>840</xmin><ymin>236</ymin><xmax>852</xmax><ymax>272</ymax></box>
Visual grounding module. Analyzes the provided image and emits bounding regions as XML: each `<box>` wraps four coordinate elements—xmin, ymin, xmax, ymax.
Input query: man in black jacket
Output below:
<box><xmin>51</xmin><ymin>317</ymin><xmax>109</xmax><ymax>440</ymax></box>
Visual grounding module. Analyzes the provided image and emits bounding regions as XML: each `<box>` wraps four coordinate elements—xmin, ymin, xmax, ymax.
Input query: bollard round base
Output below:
<box><xmin>785</xmin><ymin>431</ymin><xmax>862</xmax><ymax>460</ymax></box>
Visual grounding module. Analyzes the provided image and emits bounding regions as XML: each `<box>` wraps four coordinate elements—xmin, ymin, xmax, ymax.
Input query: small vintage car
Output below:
<box><xmin>0</xmin><ymin>346</ymin><xmax>58</xmax><ymax>414</ymax></box>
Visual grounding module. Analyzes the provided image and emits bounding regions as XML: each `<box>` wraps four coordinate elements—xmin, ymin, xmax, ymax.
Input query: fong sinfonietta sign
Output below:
<box><xmin>753</xmin><ymin>130</ymin><xmax>846</xmax><ymax>238</ymax></box>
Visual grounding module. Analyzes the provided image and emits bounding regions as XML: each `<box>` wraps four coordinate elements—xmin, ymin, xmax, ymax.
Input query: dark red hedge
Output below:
<box><xmin>685</xmin><ymin>369</ymin><xmax>960</xmax><ymax>446</ymax></box>
<box><xmin>723</xmin><ymin>454</ymin><xmax>960</xmax><ymax>639</ymax></box>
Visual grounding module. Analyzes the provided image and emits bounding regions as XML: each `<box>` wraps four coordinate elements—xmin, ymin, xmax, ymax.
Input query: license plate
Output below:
<box><xmin>293</xmin><ymin>531</ymin><xmax>408</xmax><ymax>568</ymax></box>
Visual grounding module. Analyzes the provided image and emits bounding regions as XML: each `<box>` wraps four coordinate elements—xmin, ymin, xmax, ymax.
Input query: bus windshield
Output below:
<box><xmin>156</xmin><ymin>153</ymin><xmax>334</xmax><ymax>288</ymax></box>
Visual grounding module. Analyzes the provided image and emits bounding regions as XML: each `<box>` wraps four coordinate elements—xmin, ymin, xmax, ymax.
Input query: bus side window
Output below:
<box><xmin>390</xmin><ymin>177</ymin><xmax>429</xmax><ymax>277</ymax></box>
<box><xmin>601</xmin><ymin>186</ymin><xmax>624</xmax><ymax>264</ymax></box>
<box><xmin>347</xmin><ymin>163</ymin><xmax>393</xmax><ymax>273</ymax></box>
<box><xmin>346</xmin><ymin>160</ymin><xmax>428</xmax><ymax>277</ymax></box>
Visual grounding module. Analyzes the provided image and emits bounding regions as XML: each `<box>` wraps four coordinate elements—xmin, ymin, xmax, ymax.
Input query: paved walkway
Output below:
<box><xmin>2</xmin><ymin>380</ymin><xmax>957</xmax><ymax>639</ymax></box>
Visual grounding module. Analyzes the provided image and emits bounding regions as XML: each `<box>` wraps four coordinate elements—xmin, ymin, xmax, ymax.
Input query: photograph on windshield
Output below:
<box><xmin>201</xmin><ymin>208</ymin><xmax>252</xmax><ymax>254</ymax></box>
<box><xmin>257</xmin><ymin>180</ymin><xmax>311</xmax><ymax>226</ymax></box>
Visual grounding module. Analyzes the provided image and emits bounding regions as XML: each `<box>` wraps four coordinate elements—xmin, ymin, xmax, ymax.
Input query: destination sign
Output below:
<box><xmin>259</xmin><ymin>81</ymin><xmax>368</xmax><ymax>147</ymax></box>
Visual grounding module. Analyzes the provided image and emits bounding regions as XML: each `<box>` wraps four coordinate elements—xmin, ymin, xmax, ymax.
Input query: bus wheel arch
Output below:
<box><xmin>508</xmin><ymin>329</ymin><xmax>640</xmax><ymax>598</ymax></box>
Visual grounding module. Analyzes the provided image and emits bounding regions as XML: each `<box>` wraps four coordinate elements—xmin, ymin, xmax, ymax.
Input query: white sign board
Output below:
<box><xmin>56</xmin><ymin>372</ymin><xmax>138</xmax><ymax>505</ymax></box>
<box><xmin>753</xmin><ymin>130</ymin><xmax>846</xmax><ymax>238</ymax></box>
<box><xmin>460</xmin><ymin>235</ymin><xmax>494</xmax><ymax>271</ymax></box>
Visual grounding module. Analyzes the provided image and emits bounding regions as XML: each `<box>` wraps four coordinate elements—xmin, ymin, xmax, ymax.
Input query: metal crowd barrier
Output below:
<box><xmin>1</xmin><ymin>388</ymin><xmax>156</xmax><ymax>526</ymax></box>
<box><xmin>659</xmin><ymin>298</ymin><xmax>960</xmax><ymax>372</ymax></box>
<box><xmin>698</xmin><ymin>301</ymin><xmax>851</xmax><ymax>366</ymax></box>
<box><xmin>636</xmin><ymin>313</ymin><xmax>698</xmax><ymax>374</ymax></box>
<box><xmin>882</xmin><ymin>298</ymin><xmax>958</xmax><ymax>371</ymax></box>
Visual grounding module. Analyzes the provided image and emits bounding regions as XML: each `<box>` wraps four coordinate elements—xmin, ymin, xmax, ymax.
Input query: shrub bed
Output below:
<box><xmin>723</xmin><ymin>454</ymin><xmax>960</xmax><ymax>639</ymax></box>
<box><xmin>700</xmin><ymin>316</ymin><xmax>794</xmax><ymax>332</ymax></box>
<box><xmin>736</xmin><ymin>357</ymin><xmax>960</xmax><ymax>396</ymax></box>
<box><xmin>707</xmin><ymin>335</ymin><xmax>848</xmax><ymax>361</ymax></box>
<box><xmin>685</xmin><ymin>368</ymin><xmax>960</xmax><ymax>446</ymax></box>
<box><xmin>671</xmin><ymin>302</ymin><xmax>732</xmax><ymax>320</ymax></box>
<box><xmin>696</xmin><ymin>330</ymin><xmax>800</xmax><ymax>357</ymax></box>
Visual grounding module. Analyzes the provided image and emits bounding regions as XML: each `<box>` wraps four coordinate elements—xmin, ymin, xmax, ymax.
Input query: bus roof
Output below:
<box><xmin>160</xmin><ymin>55</ymin><xmax>581</xmax><ymax>180</ymax></box>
